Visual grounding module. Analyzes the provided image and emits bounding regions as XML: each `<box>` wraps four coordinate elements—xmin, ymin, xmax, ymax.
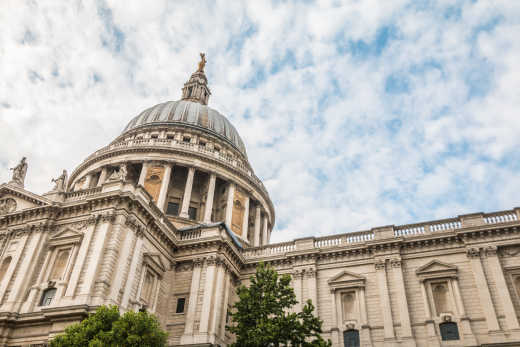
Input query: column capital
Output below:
<box><xmin>484</xmin><ymin>245</ymin><xmax>498</xmax><ymax>257</ymax></box>
<box><xmin>375</xmin><ymin>260</ymin><xmax>386</xmax><ymax>271</ymax></box>
<box><xmin>390</xmin><ymin>258</ymin><xmax>402</xmax><ymax>268</ymax></box>
<box><xmin>466</xmin><ymin>247</ymin><xmax>481</xmax><ymax>258</ymax></box>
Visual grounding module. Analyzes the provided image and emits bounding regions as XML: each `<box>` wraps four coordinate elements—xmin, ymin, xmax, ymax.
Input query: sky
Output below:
<box><xmin>1</xmin><ymin>1</ymin><xmax>520</xmax><ymax>243</ymax></box>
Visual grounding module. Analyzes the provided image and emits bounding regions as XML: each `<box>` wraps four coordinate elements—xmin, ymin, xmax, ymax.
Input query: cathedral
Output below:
<box><xmin>1</xmin><ymin>56</ymin><xmax>520</xmax><ymax>347</ymax></box>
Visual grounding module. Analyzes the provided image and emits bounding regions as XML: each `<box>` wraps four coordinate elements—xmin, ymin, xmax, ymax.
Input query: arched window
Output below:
<box><xmin>0</xmin><ymin>256</ymin><xmax>12</xmax><ymax>283</ymax></box>
<box><xmin>432</xmin><ymin>283</ymin><xmax>449</xmax><ymax>315</ymax></box>
<box><xmin>343</xmin><ymin>329</ymin><xmax>360</xmax><ymax>347</ymax></box>
<box><xmin>50</xmin><ymin>249</ymin><xmax>70</xmax><ymax>280</ymax></box>
<box><xmin>39</xmin><ymin>288</ymin><xmax>57</xmax><ymax>306</ymax></box>
<box><xmin>440</xmin><ymin>322</ymin><xmax>460</xmax><ymax>341</ymax></box>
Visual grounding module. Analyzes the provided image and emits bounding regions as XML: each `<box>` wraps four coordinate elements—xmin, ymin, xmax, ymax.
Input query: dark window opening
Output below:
<box><xmin>183</xmin><ymin>137</ymin><xmax>191</xmax><ymax>143</ymax></box>
<box><xmin>199</xmin><ymin>141</ymin><xmax>206</xmax><ymax>147</ymax></box>
<box><xmin>343</xmin><ymin>329</ymin><xmax>360</xmax><ymax>347</ymax></box>
<box><xmin>440</xmin><ymin>322</ymin><xmax>460</xmax><ymax>341</ymax></box>
<box><xmin>176</xmin><ymin>298</ymin><xmax>186</xmax><ymax>313</ymax></box>
<box><xmin>166</xmin><ymin>202</ymin><xmax>179</xmax><ymax>216</ymax></box>
<box><xmin>188</xmin><ymin>207</ymin><xmax>197</xmax><ymax>220</ymax></box>
<box><xmin>214</xmin><ymin>147</ymin><xmax>220</xmax><ymax>153</ymax></box>
<box><xmin>187</xmin><ymin>86</ymin><xmax>192</xmax><ymax>97</ymax></box>
<box><xmin>40</xmin><ymin>288</ymin><xmax>57</xmax><ymax>306</ymax></box>
<box><xmin>151</xmin><ymin>134</ymin><xmax>158</xmax><ymax>139</ymax></box>
<box><xmin>166</xmin><ymin>134</ymin><xmax>174</xmax><ymax>140</ymax></box>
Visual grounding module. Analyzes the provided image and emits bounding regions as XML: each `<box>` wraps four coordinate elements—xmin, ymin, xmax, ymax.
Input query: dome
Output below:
<box><xmin>121</xmin><ymin>99</ymin><xmax>247</xmax><ymax>157</ymax></box>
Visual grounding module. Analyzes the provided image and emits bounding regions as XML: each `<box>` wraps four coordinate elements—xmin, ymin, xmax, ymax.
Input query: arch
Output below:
<box><xmin>0</xmin><ymin>256</ymin><xmax>12</xmax><ymax>283</ymax></box>
<box><xmin>39</xmin><ymin>288</ymin><xmax>57</xmax><ymax>306</ymax></box>
<box><xmin>343</xmin><ymin>329</ymin><xmax>360</xmax><ymax>347</ymax></box>
<box><xmin>439</xmin><ymin>322</ymin><xmax>460</xmax><ymax>341</ymax></box>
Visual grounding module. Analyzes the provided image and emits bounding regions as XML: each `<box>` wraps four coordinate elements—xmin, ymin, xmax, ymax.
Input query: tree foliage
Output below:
<box><xmin>227</xmin><ymin>262</ymin><xmax>331</xmax><ymax>347</ymax></box>
<box><xmin>50</xmin><ymin>305</ymin><xmax>167</xmax><ymax>347</ymax></box>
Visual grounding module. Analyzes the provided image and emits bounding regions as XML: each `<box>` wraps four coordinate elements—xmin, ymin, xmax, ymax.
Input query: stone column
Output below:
<box><xmin>467</xmin><ymin>247</ymin><xmax>500</xmax><ymax>332</ymax></box>
<box><xmin>241</xmin><ymin>195</ymin><xmax>250</xmax><ymax>241</ymax></box>
<box><xmin>220</xmin><ymin>270</ymin><xmax>231</xmax><ymax>340</ymax></box>
<box><xmin>359</xmin><ymin>287</ymin><xmax>372</xmax><ymax>346</ymax></box>
<box><xmin>262</xmin><ymin>215</ymin><xmax>269</xmax><ymax>246</ymax></box>
<box><xmin>225</xmin><ymin>182</ymin><xmax>236</xmax><ymax>227</ymax></box>
<box><xmin>4</xmin><ymin>228</ymin><xmax>46</xmax><ymax>312</ymax></box>
<box><xmin>181</xmin><ymin>258</ymin><xmax>203</xmax><ymax>343</ymax></box>
<box><xmin>0</xmin><ymin>231</ymin><xmax>29</xmax><ymax>302</ymax></box>
<box><xmin>330</xmin><ymin>290</ymin><xmax>339</xmax><ymax>344</ymax></box>
<box><xmin>109</xmin><ymin>225</ymin><xmax>135</xmax><ymax>303</ymax></box>
<box><xmin>293</xmin><ymin>270</ymin><xmax>303</xmax><ymax>313</ymax></box>
<box><xmin>390</xmin><ymin>258</ymin><xmax>414</xmax><ymax>345</ymax></box>
<box><xmin>210</xmin><ymin>261</ymin><xmax>226</xmax><ymax>341</ymax></box>
<box><xmin>451</xmin><ymin>278</ymin><xmax>477</xmax><ymax>345</ymax></box>
<box><xmin>180</xmin><ymin>167</ymin><xmax>196</xmax><ymax>219</ymax></box>
<box><xmin>199</xmin><ymin>257</ymin><xmax>217</xmax><ymax>336</ymax></box>
<box><xmin>83</xmin><ymin>173</ymin><xmax>92</xmax><ymax>189</ymax></box>
<box><xmin>97</xmin><ymin>167</ymin><xmax>108</xmax><ymax>187</ymax></box>
<box><xmin>307</xmin><ymin>268</ymin><xmax>318</xmax><ymax>311</ymax></box>
<box><xmin>420</xmin><ymin>280</ymin><xmax>440</xmax><ymax>347</ymax></box>
<box><xmin>485</xmin><ymin>246</ymin><xmax>520</xmax><ymax>331</ymax></box>
<box><xmin>138</xmin><ymin>162</ymin><xmax>149</xmax><ymax>186</ymax></box>
<box><xmin>79</xmin><ymin>215</ymin><xmax>114</xmax><ymax>302</ymax></box>
<box><xmin>157</xmin><ymin>163</ymin><xmax>173</xmax><ymax>212</ymax></box>
<box><xmin>254</xmin><ymin>206</ymin><xmax>261</xmax><ymax>247</ymax></box>
<box><xmin>203</xmin><ymin>173</ymin><xmax>216</xmax><ymax>223</ymax></box>
<box><xmin>375</xmin><ymin>260</ymin><xmax>395</xmax><ymax>340</ymax></box>
<box><xmin>64</xmin><ymin>216</ymin><xmax>98</xmax><ymax>299</ymax></box>
<box><xmin>121</xmin><ymin>231</ymin><xmax>144</xmax><ymax>309</ymax></box>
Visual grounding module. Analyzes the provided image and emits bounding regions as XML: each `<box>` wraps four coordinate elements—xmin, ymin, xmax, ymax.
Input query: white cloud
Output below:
<box><xmin>1</xmin><ymin>0</ymin><xmax>519</xmax><ymax>243</ymax></box>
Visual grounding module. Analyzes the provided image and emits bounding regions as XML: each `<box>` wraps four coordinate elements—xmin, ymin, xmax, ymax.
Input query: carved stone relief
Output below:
<box><xmin>0</xmin><ymin>198</ymin><xmax>17</xmax><ymax>214</ymax></box>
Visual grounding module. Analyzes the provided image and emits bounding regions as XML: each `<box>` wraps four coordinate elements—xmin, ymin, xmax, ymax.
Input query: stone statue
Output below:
<box><xmin>108</xmin><ymin>164</ymin><xmax>127</xmax><ymax>182</ymax></box>
<box><xmin>9</xmin><ymin>157</ymin><xmax>28</xmax><ymax>187</ymax></box>
<box><xmin>197</xmin><ymin>52</ymin><xmax>207</xmax><ymax>72</ymax></box>
<box><xmin>51</xmin><ymin>170</ymin><xmax>68</xmax><ymax>192</ymax></box>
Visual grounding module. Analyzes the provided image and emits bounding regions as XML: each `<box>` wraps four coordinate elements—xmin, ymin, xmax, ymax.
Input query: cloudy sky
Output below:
<box><xmin>1</xmin><ymin>1</ymin><xmax>519</xmax><ymax>242</ymax></box>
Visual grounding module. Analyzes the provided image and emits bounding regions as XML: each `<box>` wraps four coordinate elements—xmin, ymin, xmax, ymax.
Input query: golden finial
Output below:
<box><xmin>197</xmin><ymin>52</ymin><xmax>207</xmax><ymax>72</ymax></box>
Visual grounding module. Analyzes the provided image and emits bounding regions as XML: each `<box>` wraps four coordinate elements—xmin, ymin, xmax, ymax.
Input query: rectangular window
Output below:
<box><xmin>166</xmin><ymin>202</ymin><xmax>179</xmax><ymax>216</ymax></box>
<box><xmin>188</xmin><ymin>207</ymin><xmax>197</xmax><ymax>220</ymax></box>
<box><xmin>183</xmin><ymin>137</ymin><xmax>191</xmax><ymax>143</ymax></box>
<box><xmin>166</xmin><ymin>134</ymin><xmax>174</xmax><ymax>140</ymax></box>
<box><xmin>199</xmin><ymin>141</ymin><xmax>206</xmax><ymax>147</ymax></box>
<box><xmin>176</xmin><ymin>298</ymin><xmax>186</xmax><ymax>313</ymax></box>
<box><xmin>151</xmin><ymin>134</ymin><xmax>158</xmax><ymax>139</ymax></box>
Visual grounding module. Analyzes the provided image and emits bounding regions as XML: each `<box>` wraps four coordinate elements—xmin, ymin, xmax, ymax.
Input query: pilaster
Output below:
<box><xmin>390</xmin><ymin>258</ymin><xmax>415</xmax><ymax>346</ymax></box>
<box><xmin>181</xmin><ymin>258</ymin><xmax>203</xmax><ymax>344</ymax></box>
<box><xmin>375</xmin><ymin>260</ymin><xmax>395</xmax><ymax>343</ymax></box>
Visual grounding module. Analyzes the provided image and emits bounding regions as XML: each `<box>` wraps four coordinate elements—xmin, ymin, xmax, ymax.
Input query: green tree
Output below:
<box><xmin>50</xmin><ymin>305</ymin><xmax>167</xmax><ymax>347</ymax></box>
<box><xmin>227</xmin><ymin>262</ymin><xmax>332</xmax><ymax>347</ymax></box>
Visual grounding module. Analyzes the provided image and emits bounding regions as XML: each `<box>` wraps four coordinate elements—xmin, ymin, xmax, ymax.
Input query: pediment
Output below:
<box><xmin>0</xmin><ymin>184</ymin><xmax>51</xmax><ymax>215</ymax></box>
<box><xmin>328</xmin><ymin>270</ymin><xmax>366</xmax><ymax>290</ymax></box>
<box><xmin>416</xmin><ymin>260</ymin><xmax>458</xmax><ymax>279</ymax></box>
<box><xmin>143</xmin><ymin>252</ymin><xmax>167</xmax><ymax>275</ymax></box>
<box><xmin>49</xmin><ymin>227</ymin><xmax>83</xmax><ymax>247</ymax></box>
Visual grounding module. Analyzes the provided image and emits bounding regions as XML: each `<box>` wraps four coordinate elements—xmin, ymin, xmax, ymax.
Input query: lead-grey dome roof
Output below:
<box><xmin>122</xmin><ymin>100</ymin><xmax>247</xmax><ymax>157</ymax></box>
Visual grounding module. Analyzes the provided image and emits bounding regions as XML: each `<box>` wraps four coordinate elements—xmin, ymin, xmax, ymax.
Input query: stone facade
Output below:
<box><xmin>1</xmin><ymin>61</ymin><xmax>520</xmax><ymax>347</ymax></box>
